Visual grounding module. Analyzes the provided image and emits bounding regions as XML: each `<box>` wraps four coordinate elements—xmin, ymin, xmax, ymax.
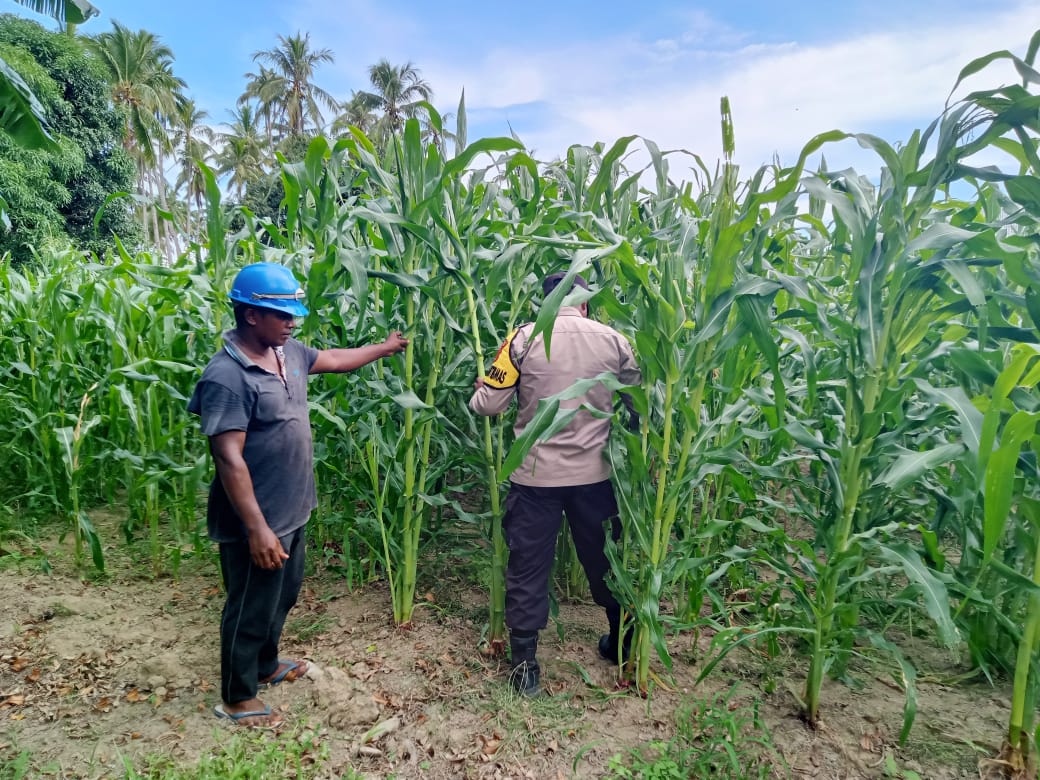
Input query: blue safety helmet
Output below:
<box><xmin>228</xmin><ymin>263</ymin><xmax>309</xmax><ymax>318</ymax></box>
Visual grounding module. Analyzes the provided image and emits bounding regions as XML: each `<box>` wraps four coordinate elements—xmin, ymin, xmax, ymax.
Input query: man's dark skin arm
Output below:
<box><xmin>620</xmin><ymin>392</ymin><xmax>640</xmax><ymax>433</ymax></box>
<box><xmin>310</xmin><ymin>332</ymin><xmax>408</xmax><ymax>373</ymax></box>
<box><xmin>209</xmin><ymin>430</ymin><xmax>289</xmax><ymax>570</ymax></box>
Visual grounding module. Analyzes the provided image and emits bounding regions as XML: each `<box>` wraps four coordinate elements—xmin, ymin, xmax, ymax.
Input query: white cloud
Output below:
<box><xmin>428</xmin><ymin>2</ymin><xmax>1040</xmax><ymax>173</ymax></box>
<box><xmin>280</xmin><ymin>0</ymin><xmax>1040</xmax><ymax>176</ymax></box>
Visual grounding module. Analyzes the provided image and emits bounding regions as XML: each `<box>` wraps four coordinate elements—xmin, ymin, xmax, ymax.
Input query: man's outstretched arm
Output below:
<box><xmin>310</xmin><ymin>331</ymin><xmax>408</xmax><ymax>374</ymax></box>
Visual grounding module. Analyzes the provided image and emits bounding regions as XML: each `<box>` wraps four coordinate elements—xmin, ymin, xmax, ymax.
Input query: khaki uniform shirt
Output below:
<box><xmin>469</xmin><ymin>307</ymin><xmax>641</xmax><ymax>487</ymax></box>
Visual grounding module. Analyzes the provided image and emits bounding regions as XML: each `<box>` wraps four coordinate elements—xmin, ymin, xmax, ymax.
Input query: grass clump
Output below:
<box><xmin>0</xmin><ymin>748</ymin><xmax>32</xmax><ymax>780</ymax></box>
<box><xmin>285</xmin><ymin>612</ymin><xmax>335</xmax><ymax>643</ymax></box>
<box><xmin>603</xmin><ymin>685</ymin><xmax>786</xmax><ymax>779</ymax></box>
<box><xmin>124</xmin><ymin>723</ymin><xmax>331</xmax><ymax>779</ymax></box>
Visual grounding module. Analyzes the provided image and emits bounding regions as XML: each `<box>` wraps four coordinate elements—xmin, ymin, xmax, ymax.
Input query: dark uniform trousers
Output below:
<box><xmin>218</xmin><ymin>525</ymin><xmax>306</xmax><ymax>704</ymax></box>
<box><xmin>503</xmin><ymin>480</ymin><xmax>621</xmax><ymax>632</ymax></box>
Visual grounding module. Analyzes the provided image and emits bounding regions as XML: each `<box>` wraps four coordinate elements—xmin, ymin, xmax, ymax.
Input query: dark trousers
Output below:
<box><xmin>218</xmin><ymin>526</ymin><xmax>306</xmax><ymax>705</ymax></box>
<box><xmin>503</xmin><ymin>480</ymin><xmax>621</xmax><ymax>633</ymax></box>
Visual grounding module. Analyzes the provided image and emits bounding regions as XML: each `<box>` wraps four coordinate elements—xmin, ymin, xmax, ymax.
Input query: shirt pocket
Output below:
<box><xmin>251</xmin><ymin>379</ymin><xmax>288</xmax><ymax>429</ymax></box>
<box><xmin>287</xmin><ymin>363</ymin><xmax>308</xmax><ymax>401</ymax></box>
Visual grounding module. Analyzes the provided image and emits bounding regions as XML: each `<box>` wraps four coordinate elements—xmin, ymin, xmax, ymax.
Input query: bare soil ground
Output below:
<box><xmin>0</xmin><ymin>520</ymin><xmax>1011</xmax><ymax>779</ymax></box>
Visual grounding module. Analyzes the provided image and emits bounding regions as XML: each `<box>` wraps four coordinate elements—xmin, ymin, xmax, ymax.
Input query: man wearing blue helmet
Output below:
<box><xmin>188</xmin><ymin>262</ymin><xmax>407</xmax><ymax>728</ymax></box>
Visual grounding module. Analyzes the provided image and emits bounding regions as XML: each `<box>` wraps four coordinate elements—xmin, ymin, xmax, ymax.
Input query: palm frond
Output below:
<box><xmin>0</xmin><ymin>56</ymin><xmax>57</xmax><ymax>149</ymax></box>
<box><xmin>11</xmin><ymin>0</ymin><xmax>100</xmax><ymax>26</ymax></box>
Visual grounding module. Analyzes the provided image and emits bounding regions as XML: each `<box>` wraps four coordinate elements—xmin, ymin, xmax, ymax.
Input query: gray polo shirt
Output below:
<box><xmin>188</xmin><ymin>333</ymin><xmax>319</xmax><ymax>542</ymax></box>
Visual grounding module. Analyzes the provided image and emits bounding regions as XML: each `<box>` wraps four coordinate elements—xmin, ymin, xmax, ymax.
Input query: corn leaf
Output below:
<box><xmin>984</xmin><ymin>411</ymin><xmax>1040</xmax><ymax>560</ymax></box>
<box><xmin>875</xmin><ymin>542</ymin><xmax>958</xmax><ymax>647</ymax></box>
<box><xmin>867</xmin><ymin>633</ymin><xmax>918</xmax><ymax>745</ymax></box>
<box><xmin>77</xmin><ymin>511</ymin><xmax>104</xmax><ymax>572</ymax></box>
<box><xmin>873</xmin><ymin>443</ymin><xmax>965</xmax><ymax>492</ymax></box>
<box><xmin>915</xmin><ymin>381</ymin><xmax>983</xmax><ymax>455</ymax></box>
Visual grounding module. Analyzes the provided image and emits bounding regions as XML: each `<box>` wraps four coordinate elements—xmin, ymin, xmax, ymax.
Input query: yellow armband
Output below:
<box><xmin>484</xmin><ymin>329</ymin><xmax>522</xmax><ymax>389</ymax></box>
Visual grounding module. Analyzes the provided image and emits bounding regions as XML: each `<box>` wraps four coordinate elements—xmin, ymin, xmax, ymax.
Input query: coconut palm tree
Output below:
<box><xmin>330</xmin><ymin>90</ymin><xmax>379</xmax><ymax>138</ymax></box>
<box><xmin>216</xmin><ymin>104</ymin><xmax>268</xmax><ymax>199</ymax></box>
<box><xmin>88</xmin><ymin>22</ymin><xmax>185</xmax><ymax>255</ymax></box>
<box><xmin>89</xmin><ymin>23</ymin><xmax>184</xmax><ymax>165</ymax></box>
<box><xmin>239</xmin><ymin>65</ymin><xmax>283</xmax><ymax>145</ymax></box>
<box><xmin>170</xmin><ymin>98</ymin><xmax>214</xmax><ymax>239</ymax></box>
<box><xmin>251</xmin><ymin>33</ymin><xmax>335</xmax><ymax>138</ymax></box>
<box><xmin>420</xmin><ymin>109</ymin><xmax>458</xmax><ymax>157</ymax></box>
<box><xmin>356</xmin><ymin>59</ymin><xmax>433</xmax><ymax>143</ymax></box>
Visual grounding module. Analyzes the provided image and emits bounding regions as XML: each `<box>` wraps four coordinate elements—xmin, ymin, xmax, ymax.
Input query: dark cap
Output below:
<box><xmin>542</xmin><ymin>272</ymin><xmax>590</xmax><ymax>297</ymax></box>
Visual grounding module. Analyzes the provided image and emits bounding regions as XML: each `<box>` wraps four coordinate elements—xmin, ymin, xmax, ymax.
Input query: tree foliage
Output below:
<box><xmin>356</xmin><ymin>59</ymin><xmax>432</xmax><ymax>142</ymax></box>
<box><xmin>250</xmin><ymin>32</ymin><xmax>335</xmax><ymax>139</ymax></box>
<box><xmin>216</xmin><ymin>104</ymin><xmax>267</xmax><ymax>198</ymax></box>
<box><xmin>235</xmin><ymin>133</ymin><xmax>311</xmax><ymax>229</ymax></box>
<box><xmin>0</xmin><ymin>14</ymin><xmax>138</xmax><ymax>262</ymax></box>
<box><xmin>88</xmin><ymin>22</ymin><xmax>184</xmax><ymax>166</ymax></box>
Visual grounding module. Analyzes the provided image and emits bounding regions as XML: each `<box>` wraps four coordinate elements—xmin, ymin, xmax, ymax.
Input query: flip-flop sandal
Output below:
<box><xmin>213</xmin><ymin>702</ymin><xmax>284</xmax><ymax>729</ymax></box>
<box><xmin>258</xmin><ymin>658</ymin><xmax>307</xmax><ymax>689</ymax></box>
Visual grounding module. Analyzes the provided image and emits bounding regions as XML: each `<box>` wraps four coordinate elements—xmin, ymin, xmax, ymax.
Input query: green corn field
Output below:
<box><xmin>4</xmin><ymin>15</ymin><xmax>1040</xmax><ymax>778</ymax></box>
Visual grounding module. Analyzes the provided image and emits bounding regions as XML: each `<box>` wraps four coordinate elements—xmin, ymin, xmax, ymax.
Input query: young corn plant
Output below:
<box><xmin>979</xmin><ymin>348</ymin><xmax>1040</xmax><ymax>775</ymax></box>
<box><xmin>349</xmin><ymin>117</ymin><xmax>524</xmax><ymax>636</ymax></box>
<box><xmin>55</xmin><ymin>382</ymin><xmax>103</xmax><ymax>571</ymax></box>
<box><xmin>816</xmin><ymin>35</ymin><xmax>1040</xmax><ymax>747</ymax></box>
<box><xmin>695</xmin><ymin>83</ymin><xmax>1025</xmax><ymax>733</ymax></box>
<box><xmin>930</xmin><ymin>61</ymin><xmax>1040</xmax><ymax>759</ymax></box>
<box><xmin>958</xmin><ymin>45</ymin><xmax>1040</xmax><ymax>769</ymax></box>
<box><xmin>935</xmin><ymin>336</ymin><xmax>1040</xmax><ymax>776</ymax></box>
<box><xmin>775</xmin><ymin>108</ymin><xmax>1023</xmax><ymax>726</ymax></box>
<box><xmin>351</xmin><ymin>124</ymin><xmax>445</xmax><ymax>628</ymax></box>
<box><xmin>617</xmin><ymin>108</ymin><xmax>822</xmax><ymax>692</ymax></box>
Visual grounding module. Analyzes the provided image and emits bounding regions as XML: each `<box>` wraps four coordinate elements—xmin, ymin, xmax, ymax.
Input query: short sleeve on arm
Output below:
<box><xmin>469</xmin><ymin>328</ymin><xmax>527</xmax><ymax>416</ymax></box>
<box><xmin>296</xmin><ymin>341</ymin><xmax>319</xmax><ymax>373</ymax></box>
<box><xmin>188</xmin><ymin>380</ymin><xmax>251</xmax><ymax>436</ymax></box>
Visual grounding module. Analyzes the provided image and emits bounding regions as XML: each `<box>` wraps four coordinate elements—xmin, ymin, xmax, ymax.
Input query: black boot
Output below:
<box><xmin>598</xmin><ymin>605</ymin><xmax>631</xmax><ymax>665</ymax></box>
<box><xmin>508</xmin><ymin>632</ymin><xmax>541</xmax><ymax>698</ymax></box>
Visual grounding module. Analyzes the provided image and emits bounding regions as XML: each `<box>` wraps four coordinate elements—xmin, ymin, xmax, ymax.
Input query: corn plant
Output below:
<box><xmin>978</xmin><ymin>349</ymin><xmax>1040</xmax><ymax>773</ymax></box>
<box><xmin>0</xmin><ymin>249</ymin><xmax>212</xmax><ymax>573</ymax></box>
<box><xmin>346</xmin><ymin>121</ymin><xmax>524</xmax><ymax>637</ymax></box>
<box><xmin>55</xmin><ymin>382</ymin><xmax>103</xmax><ymax>570</ymax></box>
<box><xmin>777</xmin><ymin>61</ymin><xmax>1040</xmax><ymax>728</ymax></box>
<box><xmin>923</xmin><ymin>34</ymin><xmax>1040</xmax><ymax>770</ymax></box>
<box><xmin>694</xmin><ymin>92</ymin><xmax>1025</xmax><ymax>732</ymax></box>
<box><xmin>776</xmin><ymin>118</ymin><xmax>1003</xmax><ymax>725</ymax></box>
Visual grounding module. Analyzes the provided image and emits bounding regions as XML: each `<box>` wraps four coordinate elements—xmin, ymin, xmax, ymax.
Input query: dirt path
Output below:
<box><xmin>0</xmin><ymin>539</ymin><xmax>1006</xmax><ymax>779</ymax></box>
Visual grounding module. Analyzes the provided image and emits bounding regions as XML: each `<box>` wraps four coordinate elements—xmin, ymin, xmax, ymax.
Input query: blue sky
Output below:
<box><xmin>14</xmin><ymin>0</ymin><xmax>1040</xmax><ymax>175</ymax></box>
